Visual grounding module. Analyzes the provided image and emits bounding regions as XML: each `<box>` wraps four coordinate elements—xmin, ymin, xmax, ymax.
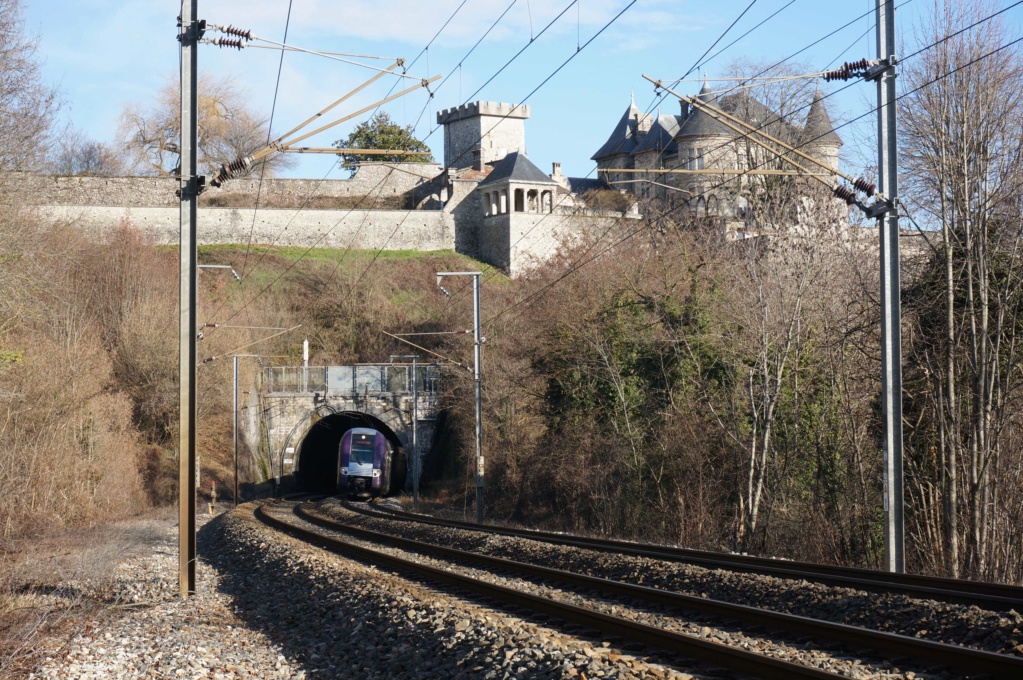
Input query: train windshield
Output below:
<box><xmin>350</xmin><ymin>435</ymin><xmax>376</xmax><ymax>465</ymax></box>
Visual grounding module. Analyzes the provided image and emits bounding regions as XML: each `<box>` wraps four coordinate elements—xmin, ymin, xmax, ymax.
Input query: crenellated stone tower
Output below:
<box><xmin>436</xmin><ymin>101</ymin><xmax>530</xmax><ymax>171</ymax></box>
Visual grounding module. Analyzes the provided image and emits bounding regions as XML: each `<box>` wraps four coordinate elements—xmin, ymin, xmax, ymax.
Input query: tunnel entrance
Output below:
<box><xmin>294</xmin><ymin>412</ymin><xmax>404</xmax><ymax>493</ymax></box>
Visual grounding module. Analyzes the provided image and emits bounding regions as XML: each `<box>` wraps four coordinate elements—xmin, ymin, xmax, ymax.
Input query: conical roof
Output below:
<box><xmin>678</xmin><ymin>81</ymin><xmax>733</xmax><ymax>138</ymax></box>
<box><xmin>591</xmin><ymin>100</ymin><xmax>643</xmax><ymax>161</ymax></box>
<box><xmin>803</xmin><ymin>89</ymin><xmax>842</xmax><ymax>146</ymax></box>
<box><xmin>633</xmin><ymin>113</ymin><xmax>681</xmax><ymax>156</ymax></box>
<box><xmin>477</xmin><ymin>151</ymin><xmax>557</xmax><ymax>187</ymax></box>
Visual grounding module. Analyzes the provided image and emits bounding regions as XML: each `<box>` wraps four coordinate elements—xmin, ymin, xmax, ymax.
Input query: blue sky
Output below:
<box><xmin>22</xmin><ymin>1</ymin><xmax>1022</xmax><ymax>180</ymax></box>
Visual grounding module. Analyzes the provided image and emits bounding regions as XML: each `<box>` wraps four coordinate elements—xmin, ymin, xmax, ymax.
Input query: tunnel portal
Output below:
<box><xmin>294</xmin><ymin>412</ymin><xmax>404</xmax><ymax>493</ymax></box>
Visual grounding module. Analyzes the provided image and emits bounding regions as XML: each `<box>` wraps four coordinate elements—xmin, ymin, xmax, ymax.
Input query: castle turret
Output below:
<box><xmin>674</xmin><ymin>82</ymin><xmax>734</xmax><ymax>201</ymax></box>
<box><xmin>436</xmin><ymin>101</ymin><xmax>529</xmax><ymax>171</ymax></box>
<box><xmin>592</xmin><ymin>97</ymin><xmax>653</xmax><ymax>193</ymax></box>
<box><xmin>677</xmin><ymin>82</ymin><xmax>732</xmax><ymax>138</ymax></box>
<box><xmin>591</xmin><ymin>97</ymin><xmax>649</xmax><ymax>163</ymax></box>
<box><xmin>803</xmin><ymin>89</ymin><xmax>842</xmax><ymax>170</ymax></box>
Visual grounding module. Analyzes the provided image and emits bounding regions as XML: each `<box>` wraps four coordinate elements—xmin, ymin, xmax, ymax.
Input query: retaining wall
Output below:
<box><xmin>40</xmin><ymin>205</ymin><xmax>455</xmax><ymax>251</ymax></box>
<box><xmin>18</xmin><ymin>163</ymin><xmax>443</xmax><ymax>208</ymax></box>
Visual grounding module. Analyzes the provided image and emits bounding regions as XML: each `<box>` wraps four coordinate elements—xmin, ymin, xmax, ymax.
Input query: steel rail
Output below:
<box><xmin>252</xmin><ymin>501</ymin><xmax>845</xmax><ymax>680</ymax></box>
<box><xmin>356</xmin><ymin>502</ymin><xmax>1023</xmax><ymax>610</ymax></box>
<box><xmin>300</xmin><ymin>503</ymin><xmax>1023</xmax><ymax>678</ymax></box>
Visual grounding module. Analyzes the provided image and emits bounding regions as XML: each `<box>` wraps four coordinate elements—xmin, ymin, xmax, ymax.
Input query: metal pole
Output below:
<box><xmin>303</xmin><ymin>338</ymin><xmax>309</xmax><ymax>392</ymax></box>
<box><xmin>233</xmin><ymin>355</ymin><xmax>239</xmax><ymax>508</ymax></box>
<box><xmin>436</xmin><ymin>272</ymin><xmax>484</xmax><ymax>524</ymax></box>
<box><xmin>412</xmin><ymin>354</ymin><xmax>419</xmax><ymax>512</ymax></box>
<box><xmin>390</xmin><ymin>354</ymin><xmax>422</xmax><ymax>510</ymax></box>
<box><xmin>877</xmin><ymin>0</ymin><xmax>904</xmax><ymax>573</ymax></box>
<box><xmin>472</xmin><ymin>273</ymin><xmax>483</xmax><ymax>525</ymax></box>
<box><xmin>177</xmin><ymin>0</ymin><xmax>199</xmax><ymax>597</ymax></box>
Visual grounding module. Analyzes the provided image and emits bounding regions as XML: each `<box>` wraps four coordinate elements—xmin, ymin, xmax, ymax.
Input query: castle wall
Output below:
<box><xmin>39</xmin><ymin>205</ymin><xmax>455</xmax><ymax>251</ymax></box>
<box><xmin>446</xmin><ymin>179</ymin><xmax>486</xmax><ymax>257</ymax></box>
<box><xmin>437</xmin><ymin>102</ymin><xmax>529</xmax><ymax>170</ymax></box>
<box><xmin>19</xmin><ymin>163</ymin><xmax>442</xmax><ymax>208</ymax></box>
<box><xmin>479</xmin><ymin>214</ymin><xmax>512</xmax><ymax>272</ymax></box>
<box><xmin>494</xmin><ymin>211</ymin><xmax>637</xmax><ymax>277</ymax></box>
<box><xmin>805</xmin><ymin>144</ymin><xmax>840</xmax><ymax>172</ymax></box>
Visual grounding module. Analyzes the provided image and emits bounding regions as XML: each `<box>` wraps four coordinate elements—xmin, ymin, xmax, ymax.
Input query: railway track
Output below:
<box><xmin>356</xmin><ymin>500</ymin><xmax>1023</xmax><ymax>611</ymax></box>
<box><xmin>254</xmin><ymin>498</ymin><xmax>1023</xmax><ymax>679</ymax></box>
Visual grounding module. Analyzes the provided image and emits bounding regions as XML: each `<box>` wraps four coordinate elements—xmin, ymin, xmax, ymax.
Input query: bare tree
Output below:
<box><xmin>49</xmin><ymin>124</ymin><xmax>126</xmax><ymax>176</ymax></box>
<box><xmin>117</xmin><ymin>76</ymin><xmax>295</xmax><ymax>178</ymax></box>
<box><xmin>0</xmin><ymin>0</ymin><xmax>60</xmax><ymax>174</ymax></box>
<box><xmin>900</xmin><ymin>0</ymin><xmax>1023</xmax><ymax>580</ymax></box>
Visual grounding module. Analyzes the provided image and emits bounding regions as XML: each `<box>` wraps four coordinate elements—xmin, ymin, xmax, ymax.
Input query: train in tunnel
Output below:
<box><xmin>337</xmin><ymin>427</ymin><xmax>404</xmax><ymax>499</ymax></box>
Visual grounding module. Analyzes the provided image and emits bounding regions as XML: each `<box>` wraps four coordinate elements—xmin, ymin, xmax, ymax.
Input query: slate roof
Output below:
<box><xmin>477</xmin><ymin>152</ymin><xmax>557</xmax><ymax>187</ymax></box>
<box><xmin>566</xmin><ymin>177</ymin><xmax>610</xmax><ymax>194</ymax></box>
<box><xmin>677</xmin><ymin>82</ymin><xmax>733</xmax><ymax>138</ymax></box>
<box><xmin>802</xmin><ymin>89</ymin><xmax>842</xmax><ymax>146</ymax></box>
<box><xmin>632</xmin><ymin>114</ymin><xmax>681</xmax><ymax>156</ymax></box>
<box><xmin>718</xmin><ymin>91</ymin><xmax>776</xmax><ymax>128</ymax></box>
<box><xmin>593</xmin><ymin>85</ymin><xmax>840</xmax><ymax>169</ymax></box>
<box><xmin>591</xmin><ymin>100</ymin><xmax>645</xmax><ymax>161</ymax></box>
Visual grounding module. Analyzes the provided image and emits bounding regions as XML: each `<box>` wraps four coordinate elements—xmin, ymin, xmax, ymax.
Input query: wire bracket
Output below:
<box><xmin>175</xmin><ymin>174</ymin><xmax>207</xmax><ymax>199</ymax></box>
<box><xmin>177</xmin><ymin>17</ymin><xmax>207</xmax><ymax>44</ymax></box>
<box><xmin>864</xmin><ymin>56</ymin><xmax>897</xmax><ymax>82</ymax></box>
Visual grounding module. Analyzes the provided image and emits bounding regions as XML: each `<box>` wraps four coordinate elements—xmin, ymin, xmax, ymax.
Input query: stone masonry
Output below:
<box><xmin>436</xmin><ymin>101</ymin><xmax>530</xmax><ymax>171</ymax></box>
<box><xmin>23</xmin><ymin>100</ymin><xmax>633</xmax><ymax>275</ymax></box>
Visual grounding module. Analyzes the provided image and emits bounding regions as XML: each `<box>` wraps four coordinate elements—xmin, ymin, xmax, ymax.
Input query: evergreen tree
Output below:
<box><xmin>334</xmin><ymin>112</ymin><xmax>432</xmax><ymax>175</ymax></box>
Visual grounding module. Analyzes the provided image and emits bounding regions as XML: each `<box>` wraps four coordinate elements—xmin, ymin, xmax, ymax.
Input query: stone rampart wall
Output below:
<box><xmin>40</xmin><ymin>205</ymin><xmax>455</xmax><ymax>251</ymax></box>
<box><xmin>17</xmin><ymin>163</ymin><xmax>442</xmax><ymax>208</ymax></box>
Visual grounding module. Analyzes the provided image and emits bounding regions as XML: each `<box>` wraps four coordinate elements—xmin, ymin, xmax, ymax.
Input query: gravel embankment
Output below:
<box><xmin>27</xmin><ymin>505</ymin><xmax>711</xmax><ymax>679</ymax></box>
<box><xmin>267</xmin><ymin>502</ymin><xmax>902</xmax><ymax>678</ymax></box>
<box><xmin>27</xmin><ymin>512</ymin><xmax>303</xmax><ymax>680</ymax></box>
<box><xmin>24</xmin><ymin>498</ymin><xmax>1022</xmax><ymax>679</ymax></box>
<box><xmin>317</xmin><ymin>499</ymin><xmax>1023</xmax><ymax>658</ymax></box>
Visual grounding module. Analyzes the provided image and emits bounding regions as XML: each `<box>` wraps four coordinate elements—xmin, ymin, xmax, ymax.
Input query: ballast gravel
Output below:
<box><xmin>27</xmin><ymin>506</ymin><xmax>711</xmax><ymax>679</ymax></box>
<box><xmin>316</xmin><ymin>498</ymin><xmax>1023</xmax><ymax>659</ymax></box>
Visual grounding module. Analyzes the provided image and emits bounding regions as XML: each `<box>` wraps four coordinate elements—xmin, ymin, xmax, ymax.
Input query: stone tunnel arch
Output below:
<box><xmin>293</xmin><ymin>411</ymin><xmax>405</xmax><ymax>493</ymax></box>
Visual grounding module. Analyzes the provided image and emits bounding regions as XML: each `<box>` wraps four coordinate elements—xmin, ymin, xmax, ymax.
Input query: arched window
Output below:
<box><xmin>541</xmin><ymin>190</ymin><xmax>552</xmax><ymax>213</ymax></box>
<box><xmin>527</xmin><ymin>189</ymin><xmax>539</xmax><ymax>212</ymax></box>
<box><xmin>514</xmin><ymin>188</ymin><xmax>525</xmax><ymax>212</ymax></box>
<box><xmin>706</xmin><ymin>195</ymin><xmax>718</xmax><ymax>217</ymax></box>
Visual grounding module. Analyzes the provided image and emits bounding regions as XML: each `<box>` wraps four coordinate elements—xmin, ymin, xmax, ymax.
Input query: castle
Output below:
<box><xmin>592</xmin><ymin>83</ymin><xmax>843</xmax><ymax>232</ymax></box>
<box><xmin>27</xmin><ymin>85</ymin><xmax>843</xmax><ymax>274</ymax></box>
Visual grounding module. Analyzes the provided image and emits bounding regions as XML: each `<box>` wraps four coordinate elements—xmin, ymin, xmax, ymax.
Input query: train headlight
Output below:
<box><xmin>372</xmin><ymin>469</ymin><xmax>381</xmax><ymax>477</ymax></box>
<box><xmin>340</xmin><ymin>468</ymin><xmax>348</xmax><ymax>475</ymax></box>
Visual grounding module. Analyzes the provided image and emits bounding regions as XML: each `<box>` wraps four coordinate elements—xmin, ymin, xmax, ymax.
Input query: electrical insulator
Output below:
<box><xmin>823</xmin><ymin>58</ymin><xmax>872</xmax><ymax>82</ymax></box>
<box><xmin>853</xmin><ymin>177</ymin><xmax>877</xmax><ymax>197</ymax></box>
<box><xmin>208</xmin><ymin>37</ymin><xmax>245</xmax><ymax>50</ymax></box>
<box><xmin>223</xmin><ymin>25</ymin><xmax>253</xmax><ymax>41</ymax></box>
<box><xmin>210</xmin><ymin>157</ymin><xmax>252</xmax><ymax>188</ymax></box>
<box><xmin>833</xmin><ymin>185</ymin><xmax>857</xmax><ymax>205</ymax></box>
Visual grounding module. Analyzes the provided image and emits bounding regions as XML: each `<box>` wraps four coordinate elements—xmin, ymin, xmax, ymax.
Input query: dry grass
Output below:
<box><xmin>0</xmin><ymin>508</ymin><xmax>173</xmax><ymax>677</ymax></box>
